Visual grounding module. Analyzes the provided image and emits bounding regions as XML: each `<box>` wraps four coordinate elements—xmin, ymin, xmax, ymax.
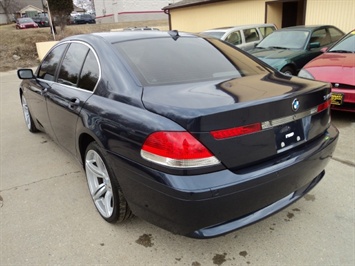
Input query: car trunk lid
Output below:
<box><xmin>142</xmin><ymin>73</ymin><xmax>332</xmax><ymax>169</ymax></box>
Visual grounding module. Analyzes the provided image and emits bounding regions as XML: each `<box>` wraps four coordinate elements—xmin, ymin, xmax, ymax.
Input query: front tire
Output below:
<box><xmin>280</xmin><ymin>66</ymin><xmax>296</xmax><ymax>76</ymax></box>
<box><xmin>85</xmin><ymin>142</ymin><xmax>132</xmax><ymax>223</ymax></box>
<box><xmin>21</xmin><ymin>94</ymin><xmax>38</xmax><ymax>132</ymax></box>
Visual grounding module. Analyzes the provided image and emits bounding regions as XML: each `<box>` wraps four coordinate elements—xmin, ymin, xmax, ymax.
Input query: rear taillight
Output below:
<box><xmin>141</xmin><ymin>131</ymin><xmax>220</xmax><ymax>168</ymax></box>
<box><xmin>210</xmin><ymin>123</ymin><xmax>261</xmax><ymax>140</ymax></box>
<box><xmin>317</xmin><ymin>99</ymin><xmax>331</xmax><ymax>113</ymax></box>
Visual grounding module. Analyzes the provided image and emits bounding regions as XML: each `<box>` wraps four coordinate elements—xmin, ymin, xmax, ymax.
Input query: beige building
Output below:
<box><xmin>163</xmin><ymin>0</ymin><xmax>354</xmax><ymax>33</ymax></box>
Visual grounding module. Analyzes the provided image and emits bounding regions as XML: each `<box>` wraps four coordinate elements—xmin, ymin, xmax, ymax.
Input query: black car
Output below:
<box><xmin>17</xmin><ymin>31</ymin><xmax>338</xmax><ymax>238</ymax></box>
<box><xmin>33</xmin><ymin>14</ymin><xmax>49</xmax><ymax>27</ymax></box>
<box><xmin>73</xmin><ymin>14</ymin><xmax>95</xmax><ymax>24</ymax></box>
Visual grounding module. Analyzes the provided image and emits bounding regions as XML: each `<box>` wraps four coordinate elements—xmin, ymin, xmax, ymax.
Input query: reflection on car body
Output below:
<box><xmin>17</xmin><ymin>31</ymin><xmax>338</xmax><ymax>238</ymax></box>
<box><xmin>201</xmin><ymin>24</ymin><xmax>277</xmax><ymax>51</ymax></box>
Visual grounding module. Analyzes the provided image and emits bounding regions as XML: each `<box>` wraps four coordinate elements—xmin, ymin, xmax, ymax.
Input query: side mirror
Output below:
<box><xmin>320</xmin><ymin>47</ymin><xmax>328</xmax><ymax>53</ymax></box>
<box><xmin>17</xmin><ymin>69</ymin><xmax>35</xmax><ymax>79</ymax></box>
<box><xmin>309</xmin><ymin>42</ymin><xmax>320</xmax><ymax>49</ymax></box>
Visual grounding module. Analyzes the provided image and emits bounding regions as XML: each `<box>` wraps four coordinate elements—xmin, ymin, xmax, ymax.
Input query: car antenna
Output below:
<box><xmin>168</xmin><ymin>30</ymin><xmax>180</xmax><ymax>41</ymax></box>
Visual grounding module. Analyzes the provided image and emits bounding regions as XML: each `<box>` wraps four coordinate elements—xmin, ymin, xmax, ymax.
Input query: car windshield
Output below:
<box><xmin>201</xmin><ymin>31</ymin><xmax>225</xmax><ymax>39</ymax></box>
<box><xmin>329</xmin><ymin>31</ymin><xmax>355</xmax><ymax>53</ymax></box>
<box><xmin>114</xmin><ymin>36</ymin><xmax>268</xmax><ymax>86</ymax></box>
<box><xmin>257</xmin><ymin>30</ymin><xmax>310</xmax><ymax>49</ymax></box>
<box><xmin>19</xmin><ymin>18</ymin><xmax>33</xmax><ymax>23</ymax></box>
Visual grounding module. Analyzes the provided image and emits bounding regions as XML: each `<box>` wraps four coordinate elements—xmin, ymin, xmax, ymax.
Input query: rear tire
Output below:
<box><xmin>84</xmin><ymin>142</ymin><xmax>132</xmax><ymax>223</ymax></box>
<box><xmin>21</xmin><ymin>94</ymin><xmax>38</xmax><ymax>133</ymax></box>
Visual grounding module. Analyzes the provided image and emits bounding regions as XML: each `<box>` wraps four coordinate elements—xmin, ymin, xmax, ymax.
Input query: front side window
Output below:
<box><xmin>58</xmin><ymin>43</ymin><xmax>89</xmax><ymax>87</ymax></box>
<box><xmin>259</xmin><ymin>26</ymin><xmax>276</xmax><ymax>38</ymax></box>
<box><xmin>310</xmin><ymin>29</ymin><xmax>330</xmax><ymax>46</ymax></box>
<box><xmin>38</xmin><ymin>44</ymin><xmax>67</xmax><ymax>81</ymax></box>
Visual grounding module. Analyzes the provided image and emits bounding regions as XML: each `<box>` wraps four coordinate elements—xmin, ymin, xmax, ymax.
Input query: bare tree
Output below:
<box><xmin>0</xmin><ymin>0</ymin><xmax>19</xmax><ymax>23</ymax></box>
<box><xmin>47</xmin><ymin>0</ymin><xmax>73</xmax><ymax>31</ymax></box>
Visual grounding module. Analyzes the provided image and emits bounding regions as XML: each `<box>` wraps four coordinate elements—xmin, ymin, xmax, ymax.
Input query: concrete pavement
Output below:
<box><xmin>1</xmin><ymin>69</ymin><xmax>354</xmax><ymax>265</ymax></box>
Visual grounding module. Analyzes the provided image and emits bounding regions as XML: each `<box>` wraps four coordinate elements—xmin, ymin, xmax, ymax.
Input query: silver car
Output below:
<box><xmin>201</xmin><ymin>23</ymin><xmax>277</xmax><ymax>51</ymax></box>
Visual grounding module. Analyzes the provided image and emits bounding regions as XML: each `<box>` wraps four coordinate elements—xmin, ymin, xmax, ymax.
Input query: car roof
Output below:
<box><xmin>64</xmin><ymin>31</ymin><xmax>197</xmax><ymax>44</ymax></box>
<box><xmin>276</xmin><ymin>25</ymin><xmax>335</xmax><ymax>32</ymax></box>
<box><xmin>203</xmin><ymin>23</ymin><xmax>276</xmax><ymax>33</ymax></box>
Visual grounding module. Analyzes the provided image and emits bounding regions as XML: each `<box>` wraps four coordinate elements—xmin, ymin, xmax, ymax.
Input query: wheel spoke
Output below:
<box><xmin>22</xmin><ymin>96</ymin><xmax>31</xmax><ymax>129</ymax></box>
<box><xmin>104</xmin><ymin>190</ymin><xmax>113</xmax><ymax>216</ymax></box>
<box><xmin>92</xmin><ymin>183</ymin><xmax>107</xmax><ymax>200</ymax></box>
<box><xmin>86</xmin><ymin>159</ymin><xmax>106</xmax><ymax>179</ymax></box>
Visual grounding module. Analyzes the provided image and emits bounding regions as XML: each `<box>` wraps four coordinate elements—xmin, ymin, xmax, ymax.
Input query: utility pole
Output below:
<box><xmin>44</xmin><ymin>1</ymin><xmax>56</xmax><ymax>40</ymax></box>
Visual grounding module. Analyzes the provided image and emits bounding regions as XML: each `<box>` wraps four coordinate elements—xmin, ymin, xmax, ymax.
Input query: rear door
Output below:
<box><xmin>46</xmin><ymin>42</ymin><xmax>100</xmax><ymax>155</ymax></box>
<box><xmin>240</xmin><ymin>28</ymin><xmax>261</xmax><ymax>51</ymax></box>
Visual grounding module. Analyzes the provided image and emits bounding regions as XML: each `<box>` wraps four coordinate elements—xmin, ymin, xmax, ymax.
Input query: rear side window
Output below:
<box><xmin>78</xmin><ymin>50</ymin><xmax>100</xmax><ymax>91</ymax></box>
<box><xmin>328</xmin><ymin>27</ymin><xmax>344</xmax><ymax>42</ymax></box>
<box><xmin>244</xmin><ymin>28</ymin><xmax>260</xmax><ymax>43</ymax></box>
<box><xmin>38</xmin><ymin>44</ymin><xmax>67</xmax><ymax>81</ymax></box>
<box><xmin>58</xmin><ymin>43</ymin><xmax>89</xmax><ymax>87</ymax></box>
<box><xmin>114</xmin><ymin>36</ymin><xmax>268</xmax><ymax>86</ymax></box>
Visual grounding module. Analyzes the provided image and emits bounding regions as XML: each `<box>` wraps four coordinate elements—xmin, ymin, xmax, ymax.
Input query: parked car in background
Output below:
<box><xmin>73</xmin><ymin>14</ymin><xmax>96</xmax><ymax>24</ymax></box>
<box><xmin>298</xmin><ymin>29</ymin><xmax>355</xmax><ymax>112</ymax></box>
<box><xmin>16</xmin><ymin>18</ymin><xmax>38</xmax><ymax>29</ymax></box>
<box><xmin>249</xmin><ymin>25</ymin><xmax>345</xmax><ymax>75</ymax></box>
<box><xmin>201</xmin><ymin>24</ymin><xmax>277</xmax><ymax>51</ymax></box>
<box><xmin>33</xmin><ymin>14</ymin><xmax>49</xmax><ymax>27</ymax></box>
<box><xmin>17</xmin><ymin>31</ymin><xmax>338</xmax><ymax>238</ymax></box>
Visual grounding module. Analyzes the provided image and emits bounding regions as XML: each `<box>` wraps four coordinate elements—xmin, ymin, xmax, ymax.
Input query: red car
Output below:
<box><xmin>16</xmin><ymin>18</ymin><xmax>38</xmax><ymax>29</ymax></box>
<box><xmin>298</xmin><ymin>29</ymin><xmax>355</xmax><ymax>112</ymax></box>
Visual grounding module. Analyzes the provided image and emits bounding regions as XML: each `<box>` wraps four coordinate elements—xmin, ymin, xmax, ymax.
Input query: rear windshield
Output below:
<box><xmin>201</xmin><ymin>31</ymin><xmax>225</xmax><ymax>39</ymax></box>
<box><xmin>114</xmin><ymin>36</ymin><xmax>268</xmax><ymax>86</ymax></box>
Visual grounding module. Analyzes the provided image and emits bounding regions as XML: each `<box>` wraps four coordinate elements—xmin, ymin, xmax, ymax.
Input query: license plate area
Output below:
<box><xmin>331</xmin><ymin>93</ymin><xmax>344</xmax><ymax>105</ymax></box>
<box><xmin>274</xmin><ymin>120</ymin><xmax>305</xmax><ymax>151</ymax></box>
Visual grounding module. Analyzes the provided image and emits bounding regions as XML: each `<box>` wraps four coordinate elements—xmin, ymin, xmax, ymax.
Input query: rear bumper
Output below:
<box><xmin>108</xmin><ymin>125</ymin><xmax>338</xmax><ymax>238</ymax></box>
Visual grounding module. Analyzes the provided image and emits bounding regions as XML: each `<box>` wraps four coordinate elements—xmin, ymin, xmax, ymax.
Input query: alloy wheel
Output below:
<box><xmin>85</xmin><ymin>149</ymin><xmax>114</xmax><ymax>218</ymax></box>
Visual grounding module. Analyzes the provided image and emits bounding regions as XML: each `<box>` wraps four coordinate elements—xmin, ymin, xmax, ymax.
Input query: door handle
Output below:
<box><xmin>69</xmin><ymin>98</ymin><xmax>80</xmax><ymax>109</ymax></box>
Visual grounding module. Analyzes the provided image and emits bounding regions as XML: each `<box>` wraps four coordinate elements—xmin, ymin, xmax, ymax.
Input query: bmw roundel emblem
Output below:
<box><xmin>292</xmin><ymin>98</ymin><xmax>300</xmax><ymax>112</ymax></box>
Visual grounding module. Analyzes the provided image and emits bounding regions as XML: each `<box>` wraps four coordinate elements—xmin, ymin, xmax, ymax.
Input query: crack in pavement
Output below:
<box><xmin>0</xmin><ymin>171</ymin><xmax>82</xmax><ymax>192</ymax></box>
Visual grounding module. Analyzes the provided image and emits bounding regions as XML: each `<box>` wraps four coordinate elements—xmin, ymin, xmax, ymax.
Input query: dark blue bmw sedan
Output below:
<box><xmin>17</xmin><ymin>31</ymin><xmax>338</xmax><ymax>238</ymax></box>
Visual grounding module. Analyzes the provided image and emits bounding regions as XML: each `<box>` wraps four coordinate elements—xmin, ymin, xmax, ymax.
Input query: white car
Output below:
<box><xmin>201</xmin><ymin>23</ymin><xmax>277</xmax><ymax>51</ymax></box>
